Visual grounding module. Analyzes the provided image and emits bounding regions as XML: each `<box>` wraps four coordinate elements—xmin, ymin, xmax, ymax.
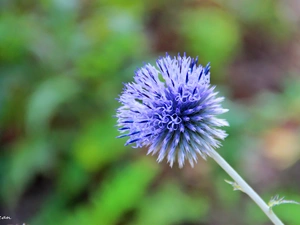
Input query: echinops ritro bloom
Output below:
<box><xmin>116</xmin><ymin>53</ymin><xmax>229</xmax><ymax>167</ymax></box>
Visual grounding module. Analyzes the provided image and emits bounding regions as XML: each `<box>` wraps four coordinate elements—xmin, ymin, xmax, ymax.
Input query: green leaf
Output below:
<box><xmin>55</xmin><ymin>160</ymin><xmax>90</xmax><ymax>200</ymax></box>
<box><xmin>73</xmin><ymin>115</ymin><xmax>126</xmax><ymax>172</ymax></box>
<box><xmin>1</xmin><ymin>137</ymin><xmax>55</xmax><ymax>206</ymax></box>
<box><xmin>26</xmin><ymin>76</ymin><xmax>80</xmax><ymax>134</ymax></box>
<box><xmin>132</xmin><ymin>181</ymin><xmax>209</xmax><ymax>225</ymax></box>
<box><xmin>0</xmin><ymin>14</ymin><xmax>29</xmax><ymax>62</ymax></box>
<box><xmin>58</xmin><ymin>158</ymin><xmax>160</xmax><ymax>225</ymax></box>
<box><xmin>180</xmin><ymin>8</ymin><xmax>241</xmax><ymax>73</ymax></box>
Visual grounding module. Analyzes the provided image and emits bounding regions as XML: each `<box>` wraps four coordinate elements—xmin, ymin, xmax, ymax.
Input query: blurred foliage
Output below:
<box><xmin>0</xmin><ymin>0</ymin><xmax>300</xmax><ymax>225</ymax></box>
<box><xmin>180</xmin><ymin>7</ymin><xmax>241</xmax><ymax>73</ymax></box>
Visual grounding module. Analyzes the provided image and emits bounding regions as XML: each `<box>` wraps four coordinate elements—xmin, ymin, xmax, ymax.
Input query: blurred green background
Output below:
<box><xmin>0</xmin><ymin>0</ymin><xmax>300</xmax><ymax>225</ymax></box>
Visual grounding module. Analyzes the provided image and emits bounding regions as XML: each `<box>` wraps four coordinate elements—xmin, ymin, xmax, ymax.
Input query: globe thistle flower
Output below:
<box><xmin>116</xmin><ymin>53</ymin><xmax>229</xmax><ymax>168</ymax></box>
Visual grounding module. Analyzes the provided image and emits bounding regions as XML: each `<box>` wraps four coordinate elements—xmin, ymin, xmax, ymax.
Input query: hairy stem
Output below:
<box><xmin>210</xmin><ymin>149</ymin><xmax>284</xmax><ymax>225</ymax></box>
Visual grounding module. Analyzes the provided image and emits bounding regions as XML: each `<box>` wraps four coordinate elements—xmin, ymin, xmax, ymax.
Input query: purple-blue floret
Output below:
<box><xmin>116</xmin><ymin>53</ymin><xmax>229</xmax><ymax>167</ymax></box>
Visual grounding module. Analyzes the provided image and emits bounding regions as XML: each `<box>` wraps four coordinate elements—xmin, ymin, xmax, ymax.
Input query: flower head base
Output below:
<box><xmin>116</xmin><ymin>53</ymin><xmax>229</xmax><ymax>168</ymax></box>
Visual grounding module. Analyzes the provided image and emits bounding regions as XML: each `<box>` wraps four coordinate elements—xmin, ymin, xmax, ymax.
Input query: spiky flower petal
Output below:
<box><xmin>116</xmin><ymin>53</ymin><xmax>229</xmax><ymax>167</ymax></box>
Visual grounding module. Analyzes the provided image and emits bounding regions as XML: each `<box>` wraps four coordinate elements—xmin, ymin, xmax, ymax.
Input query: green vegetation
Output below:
<box><xmin>0</xmin><ymin>1</ymin><xmax>299</xmax><ymax>224</ymax></box>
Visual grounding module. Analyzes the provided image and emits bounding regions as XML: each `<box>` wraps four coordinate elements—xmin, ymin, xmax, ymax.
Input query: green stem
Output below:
<box><xmin>210</xmin><ymin>149</ymin><xmax>284</xmax><ymax>225</ymax></box>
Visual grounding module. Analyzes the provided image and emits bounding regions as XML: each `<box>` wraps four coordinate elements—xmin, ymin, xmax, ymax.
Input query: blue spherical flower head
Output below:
<box><xmin>116</xmin><ymin>53</ymin><xmax>229</xmax><ymax>168</ymax></box>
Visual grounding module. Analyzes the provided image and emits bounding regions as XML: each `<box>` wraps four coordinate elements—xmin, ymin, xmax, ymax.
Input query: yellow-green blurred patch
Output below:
<box><xmin>180</xmin><ymin>8</ymin><xmax>241</xmax><ymax>75</ymax></box>
<box><xmin>73</xmin><ymin>115</ymin><xmax>125</xmax><ymax>171</ymax></box>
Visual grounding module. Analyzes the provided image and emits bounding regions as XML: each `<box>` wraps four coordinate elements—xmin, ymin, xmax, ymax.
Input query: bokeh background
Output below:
<box><xmin>0</xmin><ymin>0</ymin><xmax>300</xmax><ymax>225</ymax></box>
